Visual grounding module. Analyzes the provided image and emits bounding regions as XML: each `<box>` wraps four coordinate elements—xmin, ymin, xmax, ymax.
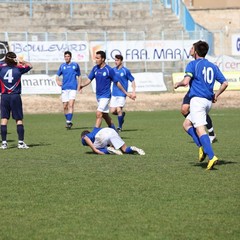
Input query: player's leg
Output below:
<box><xmin>191</xmin><ymin>97</ymin><xmax>217</xmax><ymax>169</ymax></box>
<box><xmin>181</xmin><ymin>93</ymin><xmax>191</xmax><ymax>117</ymax></box>
<box><xmin>65</xmin><ymin>90</ymin><xmax>77</xmax><ymax>129</ymax></box>
<box><xmin>11</xmin><ymin>95</ymin><xmax>29</xmax><ymax>149</ymax></box>
<box><xmin>1</xmin><ymin>95</ymin><xmax>10</xmax><ymax>149</ymax></box>
<box><xmin>97</xmin><ymin>98</ymin><xmax>116</xmax><ymax>129</ymax></box>
<box><xmin>206</xmin><ymin>114</ymin><xmax>217</xmax><ymax>143</ymax></box>
<box><xmin>115</xmin><ymin>97</ymin><xmax>126</xmax><ymax>131</ymax></box>
<box><xmin>62</xmin><ymin>90</ymin><xmax>71</xmax><ymax>128</ymax></box>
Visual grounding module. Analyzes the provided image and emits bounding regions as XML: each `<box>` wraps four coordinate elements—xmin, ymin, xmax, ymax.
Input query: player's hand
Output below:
<box><xmin>212</xmin><ymin>94</ymin><xmax>217</xmax><ymax>103</ymax></box>
<box><xmin>174</xmin><ymin>82</ymin><xmax>179</xmax><ymax>89</ymax></box>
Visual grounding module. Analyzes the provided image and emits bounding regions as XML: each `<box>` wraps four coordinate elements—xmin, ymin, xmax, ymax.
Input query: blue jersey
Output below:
<box><xmin>81</xmin><ymin>127</ymin><xmax>102</xmax><ymax>146</ymax></box>
<box><xmin>112</xmin><ymin>66</ymin><xmax>134</xmax><ymax>97</ymax></box>
<box><xmin>185</xmin><ymin>58</ymin><xmax>226</xmax><ymax>100</ymax></box>
<box><xmin>57</xmin><ymin>62</ymin><xmax>80</xmax><ymax>90</ymax></box>
<box><xmin>88</xmin><ymin>64</ymin><xmax>119</xmax><ymax>99</ymax></box>
<box><xmin>0</xmin><ymin>63</ymin><xmax>32</xmax><ymax>94</ymax></box>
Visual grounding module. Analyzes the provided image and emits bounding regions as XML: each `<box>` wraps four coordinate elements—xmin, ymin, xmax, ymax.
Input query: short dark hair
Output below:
<box><xmin>115</xmin><ymin>54</ymin><xmax>123</xmax><ymax>61</ymax></box>
<box><xmin>194</xmin><ymin>41</ymin><xmax>209</xmax><ymax>57</ymax></box>
<box><xmin>96</xmin><ymin>50</ymin><xmax>106</xmax><ymax>61</ymax></box>
<box><xmin>81</xmin><ymin>130</ymin><xmax>90</xmax><ymax>138</ymax></box>
<box><xmin>64</xmin><ymin>51</ymin><xmax>72</xmax><ymax>57</ymax></box>
<box><xmin>5</xmin><ymin>51</ymin><xmax>17</xmax><ymax>66</ymax></box>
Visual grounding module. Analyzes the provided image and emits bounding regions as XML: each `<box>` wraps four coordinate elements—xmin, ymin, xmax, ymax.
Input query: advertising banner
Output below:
<box><xmin>0</xmin><ymin>41</ymin><xmax>9</xmax><ymax>62</ymax></box>
<box><xmin>21</xmin><ymin>74</ymin><xmax>61</xmax><ymax>94</ymax></box>
<box><xmin>91</xmin><ymin>72</ymin><xmax>167</xmax><ymax>93</ymax></box>
<box><xmin>90</xmin><ymin>40</ymin><xmax>197</xmax><ymax>62</ymax></box>
<box><xmin>232</xmin><ymin>34</ymin><xmax>240</xmax><ymax>56</ymax></box>
<box><xmin>9</xmin><ymin>41</ymin><xmax>89</xmax><ymax>62</ymax></box>
<box><xmin>172</xmin><ymin>72</ymin><xmax>240</xmax><ymax>92</ymax></box>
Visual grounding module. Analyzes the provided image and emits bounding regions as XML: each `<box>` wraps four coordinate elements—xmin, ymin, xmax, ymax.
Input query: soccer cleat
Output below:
<box><xmin>18</xmin><ymin>142</ymin><xmax>29</xmax><ymax>149</ymax></box>
<box><xmin>1</xmin><ymin>142</ymin><xmax>8</xmax><ymax>150</ymax></box>
<box><xmin>66</xmin><ymin>122</ymin><xmax>73</xmax><ymax>130</ymax></box>
<box><xmin>206</xmin><ymin>156</ymin><xmax>218</xmax><ymax>170</ymax></box>
<box><xmin>209</xmin><ymin>135</ymin><xmax>217</xmax><ymax>143</ymax></box>
<box><xmin>107</xmin><ymin>146</ymin><xmax>123</xmax><ymax>155</ymax></box>
<box><xmin>130</xmin><ymin>146</ymin><xmax>145</xmax><ymax>155</ymax></box>
<box><xmin>117</xmin><ymin>127</ymin><xmax>122</xmax><ymax>133</ymax></box>
<box><xmin>199</xmin><ymin>146</ymin><xmax>206</xmax><ymax>162</ymax></box>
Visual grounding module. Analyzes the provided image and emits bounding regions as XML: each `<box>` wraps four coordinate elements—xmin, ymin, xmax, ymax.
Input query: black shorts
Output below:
<box><xmin>182</xmin><ymin>91</ymin><xmax>191</xmax><ymax>105</ymax></box>
<box><xmin>1</xmin><ymin>94</ymin><xmax>23</xmax><ymax>120</ymax></box>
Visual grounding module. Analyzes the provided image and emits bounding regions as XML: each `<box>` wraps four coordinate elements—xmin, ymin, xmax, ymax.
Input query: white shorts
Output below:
<box><xmin>61</xmin><ymin>90</ymin><xmax>77</xmax><ymax>102</ymax></box>
<box><xmin>110</xmin><ymin>96</ymin><xmax>126</xmax><ymax>108</ymax></box>
<box><xmin>94</xmin><ymin>128</ymin><xmax>125</xmax><ymax>149</ymax></box>
<box><xmin>97</xmin><ymin>98</ymin><xmax>110</xmax><ymax>113</ymax></box>
<box><xmin>187</xmin><ymin>97</ymin><xmax>212</xmax><ymax>128</ymax></box>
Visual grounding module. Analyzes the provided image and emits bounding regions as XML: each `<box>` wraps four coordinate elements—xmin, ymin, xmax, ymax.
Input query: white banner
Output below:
<box><xmin>206</xmin><ymin>55</ymin><xmax>240</xmax><ymax>71</ymax></box>
<box><xmin>232</xmin><ymin>34</ymin><xmax>240</xmax><ymax>56</ymax></box>
<box><xmin>21</xmin><ymin>74</ymin><xmax>61</xmax><ymax>94</ymax></box>
<box><xmin>9</xmin><ymin>41</ymin><xmax>89</xmax><ymax>62</ymax></box>
<box><xmin>91</xmin><ymin>72</ymin><xmax>167</xmax><ymax>93</ymax></box>
<box><xmin>90</xmin><ymin>40</ymin><xmax>197</xmax><ymax>62</ymax></box>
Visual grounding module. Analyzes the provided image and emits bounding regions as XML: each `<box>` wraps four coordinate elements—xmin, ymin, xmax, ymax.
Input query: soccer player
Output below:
<box><xmin>81</xmin><ymin>127</ymin><xmax>145</xmax><ymax>155</ymax></box>
<box><xmin>181</xmin><ymin>42</ymin><xmax>217</xmax><ymax>143</ymax></box>
<box><xmin>56</xmin><ymin>51</ymin><xmax>82</xmax><ymax>129</ymax></box>
<box><xmin>110</xmin><ymin>54</ymin><xmax>136</xmax><ymax>132</ymax></box>
<box><xmin>174</xmin><ymin>40</ymin><xmax>228</xmax><ymax>170</ymax></box>
<box><xmin>0</xmin><ymin>51</ymin><xmax>33</xmax><ymax>149</ymax></box>
<box><xmin>80</xmin><ymin>51</ymin><xmax>135</xmax><ymax>129</ymax></box>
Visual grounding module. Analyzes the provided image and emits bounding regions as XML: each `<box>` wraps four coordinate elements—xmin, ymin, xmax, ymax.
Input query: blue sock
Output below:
<box><xmin>187</xmin><ymin>127</ymin><xmax>201</xmax><ymax>147</ymax></box>
<box><xmin>109</xmin><ymin>123</ymin><xmax>116</xmax><ymax>130</ymax></box>
<box><xmin>98</xmin><ymin>148</ymin><xmax>109</xmax><ymax>154</ymax></box>
<box><xmin>118</xmin><ymin>115</ymin><xmax>124</xmax><ymax>128</ymax></box>
<box><xmin>199</xmin><ymin>134</ymin><xmax>215</xmax><ymax>159</ymax></box>
<box><xmin>1</xmin><ymin>125</ymin><xmax>7</xmax><ymax>141</ymax></box>
<box><xmin>125</xmin><ymin>146</ymin><xmax>133</xmax><ymax>154</ymax></box>
<box><xmin>17</xmin><ymin>124</ymin><xmax>24</xmax><ymax>141</ymax></box>
<box><xmin>66</xmin><ymin>113</ymin><xmax>73</xmax><ymax>122</ymax></box>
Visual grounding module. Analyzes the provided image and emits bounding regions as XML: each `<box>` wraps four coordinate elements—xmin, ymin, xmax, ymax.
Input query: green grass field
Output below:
<box><xmin>0</xmin><ymin>109</ymin><xmax>239</xmax><ymax>240</ymax></box>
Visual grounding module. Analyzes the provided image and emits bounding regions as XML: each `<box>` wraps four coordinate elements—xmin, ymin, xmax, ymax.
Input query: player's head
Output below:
<box><xmin>115</xmin><ymin>54</ymin><xmax>123</xmax><ymax>67</ymax></box>
<box><xmin>81</xmin><ymin>130</ymin><xmax>90</xmax><ymax>146</ymax></box>
<box><xmin>5</xmin><ymin>52</ymin><xmax>18</xmax><ymax>66</ymax></box>
<box><xmin>64</xmin><ymin>51</ymin><xmax>72</xmax><ymax>63</ymax></box>
<box><xmin>95</xmin><ymin>51</ymin><xmax>106</xmax><ymax>66</ymax></box>
<box><xmin>193</xmin><ymin>41</ymin><xmax>209</xmax><ymax>58</ymax></box>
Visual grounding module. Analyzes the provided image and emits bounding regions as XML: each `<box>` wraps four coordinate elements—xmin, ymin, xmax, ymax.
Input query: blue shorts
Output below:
<box><xmin>182</xmin><ymin>92</ymin><xmax>191</xmax><ymax>105</ymax></box>
<box><xmin>1</xmin><ymin>94</ymin><xmax>23</xmax><ymax>120</ymax></box>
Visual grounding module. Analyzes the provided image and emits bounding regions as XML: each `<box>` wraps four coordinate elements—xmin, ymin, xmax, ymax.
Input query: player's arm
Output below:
<box><xmin>77</xmin><ymin>75</ymin><xmax>83</xmax><ymax>92</ymax></box>
<box><xmin>56</xmin><ymin>75</ymin><xmax>62</xmax><ymax>87</ymax></box>
<box><xmin>213</xmin><ymin>81</ymin><xmax>228</xmax><ymax>103</ymax></box>
<box><xmin>174</xmin><ymin>75</ymin><xmax>191</xmax><ymax>89</ymax></box>
<box><xmin>116</xmin><ymin>81</ymin><xmax>135</xmax><ymax>100</ymax></box>
<box><xmin>79</xmin><ymin>78</ymin><xmax>91</xmax><ymax>90</ymax></box>
<box><xmin>83</xmin><ymin>136</ymin><xmax>105</xmax><ymax>155</ymax></box>
<box><xmin>131</xmin><ymin>80</ymin><xmax>136</xmax><ymax>99</ymax></box>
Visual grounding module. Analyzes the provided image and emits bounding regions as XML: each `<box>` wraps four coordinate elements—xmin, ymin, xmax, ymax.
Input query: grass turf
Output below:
<box><xmin>0</xmin><ymin>109</ymin><xmax>239</xmax><ymax>240</ymax></box>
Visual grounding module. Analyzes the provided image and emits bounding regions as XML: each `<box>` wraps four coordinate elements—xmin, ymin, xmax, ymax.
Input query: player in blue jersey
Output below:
<box><xmin>0</xmin><ymin>52</ymin><xmax>32</xmax><ymax>149</ymax></box>
<box><xmin>56</xmin><ymin>51</ymin><xmax>81</xmax><ymax>129</ymax></box>
<box><xmin>80</xmin><ymin>51</ymin><xmax>135</xmax><ymax>129</ymax></box>
<box><xmin>174</xmin><ymin>41</ymin><xmax>228</xmax><ymax>170</ymax></box>
<box><xmin>81</xmin><ymin>127</ymin><xmax>145</xmax><ymax>155</ymax></box>
<box><xmin>110</xmin><ymin>54</ymin><xmax>136</xmax><ymax>132</ymax></box>
<box><xmin>181</xmin><ymin>42</ymin><xmax>217</xmax><ymax>143</ymax></box>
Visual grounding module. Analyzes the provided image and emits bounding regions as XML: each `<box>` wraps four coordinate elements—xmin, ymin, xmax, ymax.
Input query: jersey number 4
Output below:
<box><xmin>202</xmin><ymin>67</ymin><xmax>214</xmax><ymax>84</ymax></box>
<box><xmin>4</xmin><ymin>69</ymin><xmax>14</xmax><ymax>83</ymax></box>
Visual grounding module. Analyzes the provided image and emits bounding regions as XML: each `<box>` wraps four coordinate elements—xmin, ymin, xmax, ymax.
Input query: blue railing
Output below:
<box><xmin>161</xmin><ymin>0</ymin><xmax>214</xmax><ymax>54</ymax></box>
<box><xmin>0</xmin><ymin>0</ymin><xmax>153</xmax><ymax>17</ymax></box>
